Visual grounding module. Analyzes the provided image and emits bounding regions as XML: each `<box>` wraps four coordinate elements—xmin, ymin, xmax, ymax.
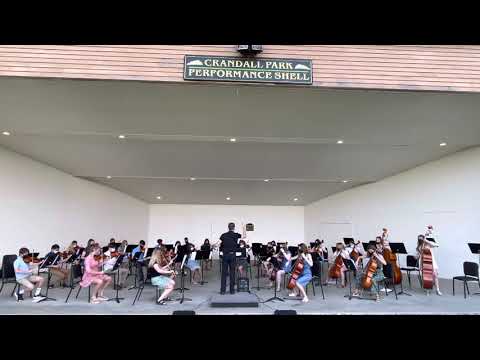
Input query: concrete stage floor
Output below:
<box><xmin>1</xmin><ymin>262</ymin><xmax>479</xmax><ymax>315</ymax></box>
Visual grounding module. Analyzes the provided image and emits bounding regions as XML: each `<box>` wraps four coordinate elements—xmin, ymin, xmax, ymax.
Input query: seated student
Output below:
<box><xmin>149</xmin><ymin>248</ymin><xmax>176</xmax><ymax>305</ymax></box>
<box><xmin>327</xmin><ymin>242</ymin><xmax>350</xmax><ymax>287</ymax></box>
<box><xmin>262</xmin><ymin>242</ymin><xmax>276</xmax><ymax>276</ymax></box>
<box><xmin>79</xmin><ymin>243</ymin><xmax>112</xmax><ymax>304</ymax></box>
<box><xmin>84</xmin><ymin>239</ymin><xmax>96</xmax><ymax>257</ymax></box>
<box><xmin>352</xmin><ymin>245</ymin><xmax>387</xmax><ymax>301</ymax></box>
<box><xmin>108</xmin><ymin>238</ymin><xmax>116</xmax><ymax>247</ymax></box>
<box><xmin>42</xmin><ymin>244</ymin><xmax>69</xmax><ymax>288</ymax></box>
<box><xmin>287</xmin><ymin>243</ymin><xmax>313</xmax><ymax>303</ymax></box>
<box><xmin>236</xmin><ymin>240</ymin><xmax>250</xmax><ymax>277</ymax></box>
<box><xmin>271</xmin><ymin>244</ymin><xmax>291</xmax><ymax>291</ymax></box>
<box><xmin>103</xmin><ymin>243</ymin><xmax>129</xmax><ymax>289</ymax></box>
<box><xmin>201</xmin><ymin>239</ymin><xmax>213</xmax><ymax>270</ymax></box>
<box><xmin>186</xmin><ymin>244</ymin><xmax>201</xmax><ymax>284</ymax></box>
<box><xmin>155</xmin><ymin>239</ymin><xmax>163</xmax><ymax>249</ymax></box>
<box><xmin>13</xmin><ymin>247</ymin><xmax>46</xmax><ymax>302</ymax></box>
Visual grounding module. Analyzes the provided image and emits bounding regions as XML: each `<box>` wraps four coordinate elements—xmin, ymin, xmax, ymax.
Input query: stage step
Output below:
<box><xmin>210</xmin><ymin>293</ymin><xmax>259</xmax><ymax>308</ymax></box>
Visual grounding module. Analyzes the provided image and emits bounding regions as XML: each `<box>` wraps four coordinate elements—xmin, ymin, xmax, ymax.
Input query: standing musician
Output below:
<box><xmin>79</xmin><ymin>243</ymin><xmax>112</xmax><ymax>304</ymax></box>
<box><xmin>287</xmin><ymin>243</ymin><xmax>313</xmax><ymax>303</ymax></box>
<box><xmin>149</xmin><ymin>248</ymin><xmax>176</xmax><ymax>305</ymax></box>
<box><xmin>352</xmin><ymin>244</ymin><xmax>387</xmax><ymax>301</ymax></box>
<box><xmin>237</xmin><ymin>239</ymin><xmax>250</xmax><ymax>278</ymax></box>
<box><xmin>217</xmin><ymin>222</ymin><xmax>246</xmax><ymax>295</ymax></box>
<box><xmin>327</xmin><ymin>242</ymin><xmax>350</xmax><ymax>287</ymax></box>
<box><xmin>201</xmin><ymin>239</ymin><xmax>213</xmax><ymax>270</ymax></box>
<box><xmin>13</xmin><ymin>247</ymin><xmax>46</xmax><ymax>302</ymax></box>
<box><xmin>417</xmin><ymin>226</ymin><xmax>442</xmax><ymax>295</ymax></box>
<box><xmin>312</xmin><ymin>239</ymin><xmax>328</xmax><ymax>260</ymax></box>
<box><xmin>103</xmin><ymin>243</ymin><xmax>129</xmax><ymax>289</ymax></box>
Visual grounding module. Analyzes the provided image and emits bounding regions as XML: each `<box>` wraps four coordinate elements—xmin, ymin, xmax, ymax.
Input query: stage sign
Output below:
<box><xmin>184</xmin><ymin>55</ymin><xmax>312</xmax><ymax>85</ymax></box>
<box><xmin>246</xmin><ymin>223</ymin><xmax>254</xmax><ymax>231</ymax></box>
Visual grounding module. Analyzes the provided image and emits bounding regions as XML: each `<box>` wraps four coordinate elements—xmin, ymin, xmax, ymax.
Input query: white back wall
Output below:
<box><xmin>149</xmin><ymin>204</ymin><xmax>304</xmax><ymax>249</ymax></box>
<box><xmin>0</xmin><ymin>146</ymin><xmax>149</xmax><ymax>257</ymax></box>
<box><xmin>305</xmin><ymin>146</ymin><xmax>480</xmax><ymax>279</ymax></box>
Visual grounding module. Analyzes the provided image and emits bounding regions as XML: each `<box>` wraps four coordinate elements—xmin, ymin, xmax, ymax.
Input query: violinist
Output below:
<box><xmin>416</xmin><ymin>232</ymin><xmax>442</xmax><ymax>295</ymax></box>
<box><xmin>103</xmin><ymin>243</ymin><xmax>129</xmax><ymax>289</ymax></box>
<box><xmin>79</xmin><ymin>243</ymin><xmax>112</xmax><ymax>304</ymax></box>
<box><xmin>84</xmin><ymin>239</ymin><xmax>96</xmax><ymax>257</ymax></box>
<box><xmin>118</xmin><ymin>240</ymin><xmax>128</xmax><ymax>254</ymax></box>
<box><xmin>13</xmin><ymin>247</ymin><xmax>46</xmax><ymax>302</ymax></box>
<box><xmin>262</xmin><ymin>242</ymin><xmax>276</xmax><ymax>276</ymax></box>
<box><xmin>327</xmin><ymin>243</ymin><xmax>349</xmax><ymax>287</ymax></box>
<box><xmin>287</xmin><ymin>243</ymin><xmax>313</xmax><ymax>303</ymax></box>
<box><xmin>352</xmin><ymin>244</ymin><xmax>387</xmax><ymax>301</ymax></box>
<box><xmin>42</xmin><ymin>244</ymin><xmax>69</xmax><ymax>288</ymax></box>
<box><xmin>155</xmin><ymin>239</ymin><xmax>164</xmax><ymax>249</ymax></box>
<box><xmin>149</xmin><ymin>248</ymin><xmax>176</xmax><ymax>305</ymax></box>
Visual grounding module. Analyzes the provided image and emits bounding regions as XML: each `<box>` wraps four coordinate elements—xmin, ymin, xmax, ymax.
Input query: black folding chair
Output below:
<box><xmin>400</xmin><ymin>255</ymin><xmax>421</xmax><ymax>289</ymax></box>
<box><xmin>453</xmin><ymin>262</ymin><xmax>480</xmax><ymax>299</ymax></box>
<box><xmin>132</xmin><ymin>266</ymin><xmax>158</xmax><ymax>305</ymax></box>
<box><xmin>65</xmin><ymin>264</ymin><xmax>84</xmax><ymax>303</ymax></box>
<box><xmin>0</xmin><ymin>255</ymin><xmax>19</xmax><ymax>297</ymax></box>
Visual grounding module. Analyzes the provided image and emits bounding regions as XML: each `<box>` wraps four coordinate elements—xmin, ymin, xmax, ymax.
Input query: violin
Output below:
<box><xmin>94</xmin><ymin>254</ymin><xmax>107</xmax><ymax>262</ymax></box>
<box><xmin>328</xmin><ymin>252</ymin><xmax>343</xmax><ymax>279</ymax></box>
<box><xmin>23</xmin><ymin>254</ymin><xmax>42</xmax><ymax>264</ymax></box>
<box><xmin>110</xmin><ymin>251</ymin><xmax>120</xmax><ymax>258</ymax></box>
<box><xmin>287</xmin><ymin>254</ymin><xmax>304</xmax><ymax>290</ymax></box>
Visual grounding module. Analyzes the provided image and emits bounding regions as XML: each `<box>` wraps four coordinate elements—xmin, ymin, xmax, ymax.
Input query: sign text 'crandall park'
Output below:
<box><xmin>184</xmin><ymin>55</ymin><xmax>313</xmax><ymax>85</ymax></box>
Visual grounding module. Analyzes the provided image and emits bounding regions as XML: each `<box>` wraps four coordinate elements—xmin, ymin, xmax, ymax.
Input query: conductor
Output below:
<box><xmin>218</xmin><ymin>222</ymin><xmax>246</xmax><ymax>295</ymax></box>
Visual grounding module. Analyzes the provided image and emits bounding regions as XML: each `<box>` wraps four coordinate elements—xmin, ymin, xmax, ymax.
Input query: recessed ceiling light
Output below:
<box><xmin>2</xmin><ymin>131</ymin><xmax>10</xmax><ymax>136</ymax></box>
<box><xmin>226</xmin><ymin>197</ymin><xmax>231</xmax><ymax>201</ymax></box>
<box><xmin>293</xmin><ymin>198</ymin><xmax>298</xmax><ymax>201</ymax></box>
<box><xmin>118</xmin><ymin>135</ymin><xmax>126</xmax><ymax>139</ymax></box>
<box><xmin>190</xmin><ymin>177</ymin><xmax>196</xmax><ymax>181</ymax></box>
<box><xmin>264</xmin><ymin>179</ymin><xmax>270</xmax><ymax>182</ymax></box>
<box><xmin>440</xmin><ymin>142</ymin><xmax>447</xmax><ymax>147</ymax></box>
<box><xmin>106</xmin><ymin>176</ymin><xmax>112</xmax><ymax>179</ymax></box>
<box><xmin>156</xmin><ymin>196</ymin><xmax>162</xmax><ymax>200</ymax></box>
<box><xmin>342</xmin><ymin>180</ymin><xmax>349</xmax><ymax>183</ymax></box>
<box><xmin>337</xmin><ymin>140</ymin><xmax>343</xmax><ymax>144</ymax></box>
<box><xmin>230</xmin><ymin>138</ymin><xmax>236</xmax><ymax>142</ymax></box>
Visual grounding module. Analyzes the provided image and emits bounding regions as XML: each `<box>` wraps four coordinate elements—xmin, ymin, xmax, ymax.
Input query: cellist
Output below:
<box><xmin>287</xmin><ymin>243</ymin><xmax>313</xmax><ymax>303</ymax></box>
<box><xmin>352</xmin><ymin>245</ymin><xmax>387</xmax><ymax>301</ymax></box>
<box><xmin>326</xmin><ymin>242</ymin><xmax>349</xmax><ymax>287</ymax></box>
<box><xmin>416</xmin><ymin>230</ymin><xmax>442</xmax><ymax>296</ymax></box>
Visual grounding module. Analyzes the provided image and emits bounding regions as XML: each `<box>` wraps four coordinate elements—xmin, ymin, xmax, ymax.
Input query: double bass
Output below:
<box><xmin>381</xmin><ymin>228</ymin><xmax>402</xmax><ymax>285</ymax></box>
<box><xmin>421</xmin><ymin>230</ymin><xmax>434</xmax><ymax>289</ymax></box>
<box><xmin>287</xmin><ymin>255</ymin><xmax>304</xmax><ymax>290</ymax></box>
<box><xmin>350</xmin><ymin>241</ymin><xmax>361</xmax><ymax>262</ymax></box>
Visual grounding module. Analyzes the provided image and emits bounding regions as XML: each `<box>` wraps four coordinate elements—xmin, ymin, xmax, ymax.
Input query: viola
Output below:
<box><xmin>23</xmin><ymin>255</ymin><xmax>42</xmax><ymax>264</ymax></box>
<box><xmin>287</xmin><ymin>256</ymin><xmax>304</xmax><ymax>290</ymax></box>
<box><xmin>94</xmin><ymin>254</ymin><xmax>107</xmax><ymax>262</ymax></box>
<box><xmin>421</xmin><ymin>247</ymin><xmax>434</xmax><ymax>289</ymax></box>
<box><xmin>328</xmin><ymin>253</ymin><xmax>343</xmax><ymax>279</ymax></box>
<box><xmin>361</xmin><ymin>255</ymin><xmax>378</xmax><ymax>290</ymax></box>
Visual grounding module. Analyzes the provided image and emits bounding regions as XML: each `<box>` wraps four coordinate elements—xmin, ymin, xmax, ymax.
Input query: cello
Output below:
<box><xmin>361</xmin><ymin>254</ymin><xmax>378</xmax><ymax>290</ymax></box>
<box><xmin>328</xmin><ymin>252</ymin><xmax>343</xmax><ymax>279</ymax></box>
<box><xmin>287</xmin><ymin>255</ymin><xmax>304</xmax><ymax>290</ymax></box>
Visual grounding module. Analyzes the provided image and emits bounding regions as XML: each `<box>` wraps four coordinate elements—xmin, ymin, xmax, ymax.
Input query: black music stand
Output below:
<box><xmin>40</xmin><ymin>253</ymin><xmax>59</xmax><ymax>302</ymax></box>
<box><xmin>362</xmin><ymin>243</ymin><xmax>370</xmax><ymax>252</ymax></box>
<box><xmin>389</xmin><ymin>242</ymin><xmax>411</xmax><ymax>296</ymax></box>
<box><xmin>288</xmin><ymin>246</ymin><xmax>298</xmax><ymax>257</ymax></box>
<box><xmin>176</xmin><ymin>255</ymin><xmax>192</xmax><ymax>304</ymax></box>
<box><xmin>128</xmin><ymin>251</ymin><xmax>145</xmax><ymax>290</ymax></box>
<box><xmin>263</xmin><ymin>266</ymin><xmax>284</xmax><ymax>303</ymax></box>
<box><xmin>343</xmin><ymin>258</ymin><xmax>356</xmax><ymax>300</ymax></box>
<box><xmin>174</xmin><ymin>246</ymin><xmax>189</xmax><ymax>291</ymax></box>
<box><xmin>195</xmin><ymin>250</ymin><xmax>209</xmax><ymax>285</ymax></box>
<box><xmin>107</xmin><ymin>254</ymin><xmax>126</xmax><ymax>303</ymax></box>
<box><xmin>253</xmin><ymin>245</ymin><xmax>268</xmax><ymax>290</ymax></box>
<box><xmin>344</xmin><ymin>238</ymin><xmax>354</xmax><ymax>245</ymax></box>
<box><xmin>467</xmin><ymin>243</ymin><xmax>480</xmax><ymax>295</ymax></box>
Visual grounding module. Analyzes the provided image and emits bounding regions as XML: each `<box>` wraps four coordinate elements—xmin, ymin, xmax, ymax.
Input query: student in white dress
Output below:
<box><xmin>416</xmin><ymin>229</ymin><xmax>442</xmax><ymax>296</ymax></box>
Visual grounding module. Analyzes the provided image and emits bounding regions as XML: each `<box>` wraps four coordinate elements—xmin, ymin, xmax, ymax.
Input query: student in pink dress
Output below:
<box><xmin>80</xmin><ymin>243</ymin><xmax>112</xmax><ymax>304</ymax></box>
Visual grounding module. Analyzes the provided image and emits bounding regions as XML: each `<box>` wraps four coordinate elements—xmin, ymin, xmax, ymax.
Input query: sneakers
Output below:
<box><xmin>436</xmin><ymin>290</ymin><xmax>443</xmax><ymax>296</ymax></box>
<box><xmin>14</xmin><ymin>292</ymin><xmax>24</xmax><ymax>302</ymax></box>
<box><xmin>32</xmin><ymin>296</ymin><xmax>46</xmax><ymax>303</ymax></box>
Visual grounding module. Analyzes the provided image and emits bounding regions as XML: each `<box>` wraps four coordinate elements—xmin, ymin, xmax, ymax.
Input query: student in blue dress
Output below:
<box><xmin>186</xmin><ymin>243</ymin><xmax>201</xmax><ymax>285</ymax></box>
<box><xmin>288</xmin><ymin>243</ymin><xmax>313</xmax><ymax>303</ymax></box>
<box><xmin>148</xmin><ymin>248</ymin><xmax>176</xmax><ymax>305</ymax></box>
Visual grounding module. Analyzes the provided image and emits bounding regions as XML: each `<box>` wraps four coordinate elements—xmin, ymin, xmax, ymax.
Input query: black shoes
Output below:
<box><xmin>14</xmin><ymin>292</ymin><xmax>24</xmax><ymax>302</ymax></box>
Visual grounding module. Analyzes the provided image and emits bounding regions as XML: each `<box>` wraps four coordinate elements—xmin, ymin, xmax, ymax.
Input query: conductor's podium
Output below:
<box><xmin>210</xmin><ymin>293</ymin><xmax>259</xmax><ymax>308</ymax></box>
